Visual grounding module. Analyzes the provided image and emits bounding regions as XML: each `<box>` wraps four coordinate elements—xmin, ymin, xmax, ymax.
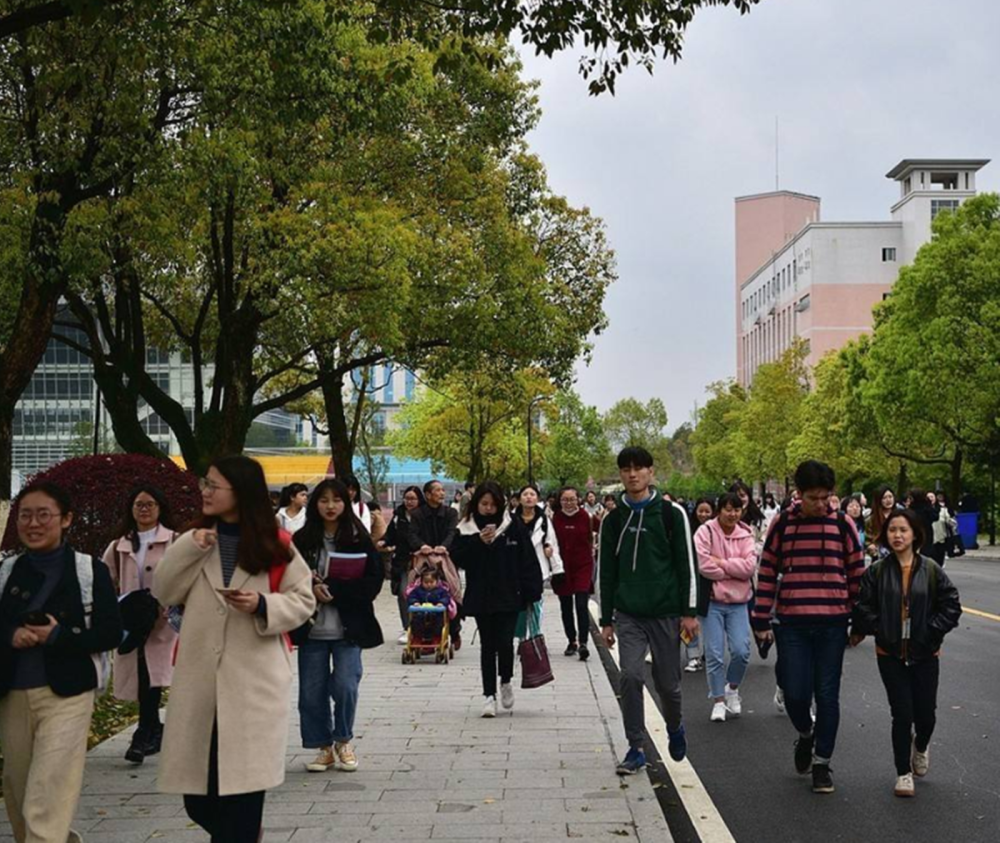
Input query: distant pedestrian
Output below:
<box><xmin>276</xmin><ymin>483</ymin><xmax>309</xmax><ymax>534</ymax></box>
<box><xmin>514</xmin><ymin>484</ymin><xmax>565</xmax><ymax>642</ymax></box>
<box><xmin>453</xmin><ymin>481</ymin><xmax>542</xmax><ymax>718</ymax></box>
<box><xmin>343</xmin><ymin>476</ymin><xmax>372</xmax><ymax>534</ymax></box>
<box><xmin>844</xmin><ymin>494</ymin><xmax>867</xmax><ymax>552</ymax></box>
<box><xmin>683</xmin><ymin>497</ymin><xmax>716</xmax><ymax>673</ymax></box>
<box><xmin>383</xmin><ymin>485</ymin><xmax>425</xmax><ymax>644</ymax></box>
<box><xmin>908</xmin><ymin>489</ymin><xmax>944</xmax><ymax>566</ymax></box>
<box><xmin>583</xmin><ymin>490</ymin><xmax>604</xmax><ymax>520</ymax></box>
<box><xmin>850</xmin><ymin>509</ymin><xmax>961</xmax><ymax>798</ymax></box>
<box><xmin>599</xmin><ymin>447</ymin><xmax>699</xmax><ymax>775</ymax></box>
<box><xmin>866</xmin><ymin>486</ymin><xmax>897</xmax><ymax>561</ymax></box>
<box><xmin>0</xmin><ymin>482</ymin><xmax>122</xmax><ymax>843</ymax></box>
<box><xmin>293</xmin><ymin>479</ymin><xmax>384</xmax><ymax>775</ymax></box>
<box><xmin>552</xmin><ymin>487</ymin><xmax>595</xmax><ymax>661</ymax></box>
<box><xmin>729</xmin><ymin>481</ymin><xmax>766</xmax><ymax>554</ymax></box>
<box><xmin>695</xmin><ymin>493</ymin><xmax>756</xmax><ymax>723</ymax></box>
<box><xmin>153</xmin><ymin>456</ymin><xmax>315</xmax><ymax>843</ymax></box>
<box><xmin>603</xmin><ymin>494</ymin><xmax>617</xmax><ymax>514</ymax></box>
<box><xmin>752</xmin><ymin>460</ymin><xmax>865</xmax><ymax>795</ymax></box>
<box><xmin>102</xmin><ymin>485</ymin><xmax>179</xmax><ymax>765</ymax></box>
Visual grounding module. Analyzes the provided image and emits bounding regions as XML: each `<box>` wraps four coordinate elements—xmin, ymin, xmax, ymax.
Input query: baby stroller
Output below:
<box><xmin>402</xmin><ymin>604</ymin><xmax>453</xmax><ymax>664</ymax></box>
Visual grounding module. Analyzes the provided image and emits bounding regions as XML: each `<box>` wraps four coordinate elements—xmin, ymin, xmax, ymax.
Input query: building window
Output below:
<box><xmin>882</xmin><ymin>247</ymin><xmax>896</xmax><ymax>262</ymax></box>
<box><xmin>931</xmin><ymin>198</ymin><xmax>960</xmax><ymax>220</ymax></box>
<box><xmin>404</xmin><ymin>370</ymin><xmax>416</xmax><ymax>401</ymax></box>
<box><xmin>795</xmin><ymin>294</ymin><xmax>810</xmax><ymax>313</ymax></box>
<box><xmin>382</xmin><ymin>365</ymin><xmax>394</xmax><ymax>403</ymax></box>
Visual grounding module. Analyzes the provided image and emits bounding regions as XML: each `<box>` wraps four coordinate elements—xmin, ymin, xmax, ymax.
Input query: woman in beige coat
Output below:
<box><xmin>102</xmin><ymin>484</ymin><xmax>178</xmax><ymax>765</ymax></box>
<box><xmin>153</xmin><ymin>455</ymin><xmax>315</xmax><ymax>843</ymax></box>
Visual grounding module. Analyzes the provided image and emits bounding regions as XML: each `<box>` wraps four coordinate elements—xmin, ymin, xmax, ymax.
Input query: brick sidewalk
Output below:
<box><xmin>2</xmin><ymin>591</ymin><xmax>671</xmax><ymax>843</ymax></box>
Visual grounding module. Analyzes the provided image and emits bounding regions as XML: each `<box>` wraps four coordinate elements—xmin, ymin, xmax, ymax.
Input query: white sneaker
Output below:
<box><xmin>912</xmin><ymin>745</ymin><xmax>930</xmax><ymax>777</ymax></box>
<box><xmin>500</xmin><ymin>683</ymin><xmax>514</xmax><ymax>710</ymax></box>
<box><xmin>397</xmin><ymin>630</ymin><xmax>408</xmax><ymax>645</ymax></box>
<box><xmin>774</xmin><ymin>687</ymin><xmax>785</xmax><ymax>714</ymax></box>
<box><xmin>725</xmin><ymin>687</ymin><xmax>742</xmax><ymax>717</ymax></box>
<box><xmin>711</xmin><ymin>701</ymin><xmax>727</xmax><ymax>722</ymax></box>
<box><xmin>481</xmin><ymin>696</ymin><xmax>497</xmax><ymax>718</ymax></box>
<box><xmin>894</xmin><ymin>772</ymin><xmax>915</xmax><ymax>797</ymax></box>
<box><xmin>684</xmin><ymin>658</ymin><xmax>701</xmax><ymax>673</ymax></box>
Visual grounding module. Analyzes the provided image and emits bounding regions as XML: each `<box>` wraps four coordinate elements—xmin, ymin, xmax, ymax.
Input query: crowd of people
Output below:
<box><xmin>0</xmin><ymin>450</ymin><xmax>966</xmax><ymax>843</ymax></box>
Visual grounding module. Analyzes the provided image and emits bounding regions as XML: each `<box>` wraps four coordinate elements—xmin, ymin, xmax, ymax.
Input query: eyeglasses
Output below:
<box><xmin>133</xmin><ymin>501</ymin><xmax>160</xmax><ymax>510</ymax></box>
<box><xmin>17</xmin><ymin>510</ymin><xmax>57</xmax><ymax>525</ymax></box>
<box><xmin>199</xmin><ymin>478</ymin><xmax>234</xmax><ymax>494</ymax></box>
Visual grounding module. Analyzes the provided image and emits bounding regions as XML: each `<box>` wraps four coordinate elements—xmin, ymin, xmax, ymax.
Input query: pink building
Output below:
<box><xmin>735</xmin><ymin>158</ymin><xmax>990</xmax><ymax>386</ymax></box>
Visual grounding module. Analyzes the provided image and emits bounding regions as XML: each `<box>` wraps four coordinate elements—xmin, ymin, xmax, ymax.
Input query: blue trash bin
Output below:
<box><xmin>956</xmin><ymin>512</ymin><xmax>979</xmax><ymax>550</ymax></box>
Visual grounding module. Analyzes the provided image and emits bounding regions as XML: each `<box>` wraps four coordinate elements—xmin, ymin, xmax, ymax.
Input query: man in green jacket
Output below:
<box><xmin>599</xmin><ymin>446</ymin><xmax>700</xmax><ymax>774</ymax></box>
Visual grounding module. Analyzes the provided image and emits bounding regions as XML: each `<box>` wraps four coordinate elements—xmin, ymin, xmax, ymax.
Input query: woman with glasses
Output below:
<box><xmin>153</xmin><ymin>457</ymin><xmax>316</xmax><ymax>843</ymax></box>
<box><xmin>381</xmin><ymin>485</ymin><xmax>426</xmax><ymax>643</ymax></box>
<box><xmin>551</xmin><ymin>487</ymin><xmax>595</xmax><ymax>661</ymax></box>
<box><xmin>0</xmin><ymin>482</ymin><xmax>122</xmax><ymax>843</ymax></box>
<box><xmin>102</xmin><ymin>485</ymin><xmax>178</xmax><ymax>765</ymax></box>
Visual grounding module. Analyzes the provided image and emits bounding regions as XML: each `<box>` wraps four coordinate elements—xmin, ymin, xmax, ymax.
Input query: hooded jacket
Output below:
<box><xmin>694</xmin><ymin>518</ymin><xmax>757</xmax><ymax>605</ymax></box>
<box><xmin>598</xmin><ymin>488</ymin><xmax>698</xmax><ymax>626</ymax></box>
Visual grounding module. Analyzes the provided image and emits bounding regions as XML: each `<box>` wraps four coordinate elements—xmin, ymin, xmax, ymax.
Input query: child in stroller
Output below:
<box><xmin>402</xmin><ymin>566</ymin><xmax>457</xmax><ymax>664</ymax></box>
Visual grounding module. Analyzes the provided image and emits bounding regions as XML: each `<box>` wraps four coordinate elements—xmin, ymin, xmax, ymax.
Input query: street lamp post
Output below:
<box><xmin>526</xmin><ymin>395</ymin><xmax>547</xmax><ymax>486</ymax></box>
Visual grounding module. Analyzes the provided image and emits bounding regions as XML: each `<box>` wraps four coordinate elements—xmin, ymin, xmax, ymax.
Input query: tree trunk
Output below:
<box><xmin>92</xmin><ymin>362</ymin><xmax>166</xmax><ymax>459</ymax></box>
<box><xmin>0</xmin><ymin>196</ymin><xmax>70</xmax><ymax>500</ymax></box>
<box><xmin>896</xmin><ymin>462</ymin><xmax>909</xmax><ymax>499</ymax></box>
<box><xmin>322</xmin><ymin>371</ymin><xmax>353</xmax><ymax>476</ymax></box>
<box><xmin>949</xmin><ymin>448</ymin><xmax>963</xmax><ymax>509</ymax></box>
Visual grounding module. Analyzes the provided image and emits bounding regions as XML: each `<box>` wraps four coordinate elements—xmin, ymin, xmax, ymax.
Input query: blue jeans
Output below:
<box><xmin>297</xmin><ymin>638</ymin><xmax>363</xmax><ymax>747</ymax></box>
<box><xmin>704</xmin><ymin>601</ymin><xmax>751</xmax><ymax>699</ymax></box>
<box><xmin>775</xmin><ymin>622</ymin><xmax>848</xmax><ymax>761</ymax></box>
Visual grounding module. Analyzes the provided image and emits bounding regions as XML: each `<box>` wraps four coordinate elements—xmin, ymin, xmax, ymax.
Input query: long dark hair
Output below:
<box><xmin>868</xmin><ymin>484</ymin><xmax>896</xmax><ymax>539</ymax></box>
<box><xmin>396</xmin><ymin>485</ymin><xmax>425</xmax><ymax>518</ymax></box>
<box><xmin>729</xmin><ymin>481</ymin><xmax>764</xmax><ymax>528</ymax></box>
<box><xmin>689</xmin><ymin>496</ymin><xmax>716</xmax><ymax>533</ymax></box>
<box><xmin>278</xmin><ymin>483</ymin><xmax>308</xmax><ymax>509</ymax></box>
<box><xmin>465</xmin><ymin>480</ymin><xmax>507</xmax><ymax>527</ymax></box>
<box><xmin>192</xmin><ymin>455</ymin><xmax>290</xmax><ymax>575</ymax></box>
<box><xmin>878</xmin><ymin>508</ymin><xmax>926</xmax><ymax>556</ymax></box>
<box><xmin>116</xmin><ymin>484</ymin><xmax>176</xmax><ymax>552</ymax></box>
<box><xmin>294</xmin><ymin>478</ymin><xmax>373</xmax><ymax>561</ymax></box>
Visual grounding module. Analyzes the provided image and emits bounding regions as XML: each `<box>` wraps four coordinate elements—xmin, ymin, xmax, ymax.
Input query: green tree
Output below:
<box><xmin>388</xmin><ymin>368</ymin><xmax>555</xmax><ymax>489</ymax></box>
<box><xmin>539</xmin><ymin>389</ymin><xmax>610</xmax><ymax>488</ymax></box>
<box><xmin>602</xmin><ymin>397</ymin><xmax>672</xmax><ymax>475</ymax></box>
<box><xmin>862</xmin><ymin>194</ymin><xmax>1000</xmax><ymax>501</ymax></box>
<box><xmin>691</xmin><ymin>380</ymin><xmax>747</xmax><ymax>485</ymax></box>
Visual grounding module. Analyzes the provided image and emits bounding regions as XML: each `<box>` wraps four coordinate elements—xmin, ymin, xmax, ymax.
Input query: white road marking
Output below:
<box><xmin>590</xmin><ymin>601</ymin><xmax>737</xmax><ymax>843</ymax></box>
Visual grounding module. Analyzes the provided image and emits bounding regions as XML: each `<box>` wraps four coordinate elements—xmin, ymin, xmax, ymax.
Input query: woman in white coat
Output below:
<box><xmin>153</xmin><ymin>455</ymin><xmax>315</xmax><ymax>843</ymax></box>
<box><xmin>514</xmin><ymin>484</ymin><xmax>565</xmax><ymax>639</ymax></box>
<box><xmin>102</xmin><ymin>485</ymin><xmax>178</xmax><ymax>765</ymax></box>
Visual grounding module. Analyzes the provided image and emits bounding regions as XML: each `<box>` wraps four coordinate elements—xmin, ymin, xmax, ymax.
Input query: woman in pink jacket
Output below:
<box><xmin>103</xmin><ymin>485</ymin><xmax>179</xmax><ymax>764</ymax></box>
<box><xmin>694</xmin><ymin>492</ymin><xmax>757</xmax><ymax>723</ymax></box>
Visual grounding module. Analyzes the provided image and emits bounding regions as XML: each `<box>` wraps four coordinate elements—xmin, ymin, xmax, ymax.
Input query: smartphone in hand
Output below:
<box><xmin>21</xmin><ymin>611</ymin><xmax>50</xmax><ymax>626</ymax></box>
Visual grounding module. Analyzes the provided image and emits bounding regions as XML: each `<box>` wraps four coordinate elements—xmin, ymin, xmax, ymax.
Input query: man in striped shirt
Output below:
<box><xmin>752</xmin><ymin>460</ymin><xmax>865</xmax><ymax>795</ymax></box>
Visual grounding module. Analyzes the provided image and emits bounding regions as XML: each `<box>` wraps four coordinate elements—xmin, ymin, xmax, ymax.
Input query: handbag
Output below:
<box><xmin>518</xmin><ymin>604</ymin><xmax>554</xmax><ymax>689</ymax></box>
<box><xmin>945</xmin><ymin>533</ymin><xmax>966</xmax><ymax>558</ymax></box>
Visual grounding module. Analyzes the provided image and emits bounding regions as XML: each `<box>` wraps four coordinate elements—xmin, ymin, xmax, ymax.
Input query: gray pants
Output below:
<box><xmin>617</xmin><ymin>612</ymin><xmax>683</xmax><ymax>748</ymax></box>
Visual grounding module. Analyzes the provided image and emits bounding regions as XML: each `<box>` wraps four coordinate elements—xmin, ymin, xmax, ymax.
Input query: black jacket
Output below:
<box><xmin>453</xmin><ymin>518</ymin><xmax>543</xmax><ymax>616</ymax></box>
<box><xmin>299</xmin><ymin>534</ymin><xmax>385</xmax><ymax>649</ymax></box>
<box><xmin>0</xmin><ymin>546</ymin><xmax>122</xmax><ymax>698</ymax></box>
<box><xmin>385</xmin><ymin>507</ymin><xmax>415</xmax><ymax>577</ymax></box>
<box><xmin>852</xmin><ymin>554</ymin><xmax>961</xmax><ymax>663</ymax></box>
<box><xmin>402</xmin><ymin>504</ymin><xmax>458</xmax><ymax>554</ymax></box>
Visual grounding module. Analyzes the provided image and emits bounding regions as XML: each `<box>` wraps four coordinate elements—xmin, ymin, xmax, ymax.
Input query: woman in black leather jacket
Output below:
<box><xmin>850</xmin><ymin>508</ymin><xmax>961</xmax><ymax>799</ymax></box>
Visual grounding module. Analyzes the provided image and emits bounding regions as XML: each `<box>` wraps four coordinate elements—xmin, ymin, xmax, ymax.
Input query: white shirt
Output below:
<box><xmin>135</xmin><ymin>526</ymin><xmax>159</xmax><ymax>589</ymax></box>
<box><xmin>277</xmin><ymin>507</ymin><xmax>307</xmax><ymax>534</ymax></box>
<box><xmin>353</xmin><ymin>501</ymin><xmax>372</xmax><ymax>532</ymax></box>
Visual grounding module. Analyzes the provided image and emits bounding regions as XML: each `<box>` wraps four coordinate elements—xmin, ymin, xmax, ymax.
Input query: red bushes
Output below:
<box><xmin>3</xmin><ymin>455</ymin><xmax>202</xmax><ymax>558</ymax></box>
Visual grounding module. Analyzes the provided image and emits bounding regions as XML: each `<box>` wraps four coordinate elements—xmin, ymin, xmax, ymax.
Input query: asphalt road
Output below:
<box><xmin>639</xmin><ymin>555</ymin><xmax>1000</xmax><ymax>843</ymax></box>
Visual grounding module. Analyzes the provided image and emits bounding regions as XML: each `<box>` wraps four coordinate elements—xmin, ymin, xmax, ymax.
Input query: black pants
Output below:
<box><xmin>876</xmin><ymin>655</ymin><xmax>939</xmax><ymax>775</ymax></box>
<box><xmin>559</xmin><ymin>593</ymin><xmax>590</xmax><ymax>646</ymax></box>
<box><xmin>184</xmin><ymin>723</ymin><xmax>265</xmax><ymax>843</ymax></box>
<box><xmin>476</xmin><ymin>612</ymin><xmax>518</xmax><ymax>697</ymax></box>
<box><xmin>137</xmin><ymin>650</ymin><xmax>162</xmax><ymax>733</ymax></box>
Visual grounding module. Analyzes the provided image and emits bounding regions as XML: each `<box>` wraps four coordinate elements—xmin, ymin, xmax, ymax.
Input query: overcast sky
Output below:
<box><xmin>517</xmin><ymin>0</ymin><xmax>1000</xmax><ymax>431</ymax></box>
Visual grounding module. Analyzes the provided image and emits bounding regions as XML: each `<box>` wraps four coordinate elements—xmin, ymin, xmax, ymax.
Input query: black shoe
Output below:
<box><xmin>578</xmin><ymin>644</ymin><xmax>589</xmax><ymax>661</ymax></box>
<box><xmin>125</xmin><ymin>728</ymin><xmax>149</xmax><ymax>765</ymax></box>
<box><xmin>144</xmin><ymin>723</ymin><xmax>163</xmax><ymax>756</ymax></box>
<box><xmin>812</xmin><ymin>763</ymin><xmax>835</xmax><ymax>794</ymax></box>
<box><xmin>794</xmin><ymin>734</ymin><xmax>814</xmax><ymax>775</ymax></box>
<box><xmin>564</xmin><ymin>642</ymin><xmax>578</xmax><ymax>657</ymax></box>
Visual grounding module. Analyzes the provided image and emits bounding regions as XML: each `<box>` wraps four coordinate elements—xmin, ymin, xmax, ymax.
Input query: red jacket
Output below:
<box><xmin>552</xmin><ymin>509</ymin><xmax>594</xmax><ymax>595</ymax></box>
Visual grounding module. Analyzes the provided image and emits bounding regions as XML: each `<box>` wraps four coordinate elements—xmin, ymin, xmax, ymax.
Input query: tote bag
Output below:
<box><xmin>518</xmin><ymin>602</ymin><xmax>554</xmax><ymax>689</ymax></box>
